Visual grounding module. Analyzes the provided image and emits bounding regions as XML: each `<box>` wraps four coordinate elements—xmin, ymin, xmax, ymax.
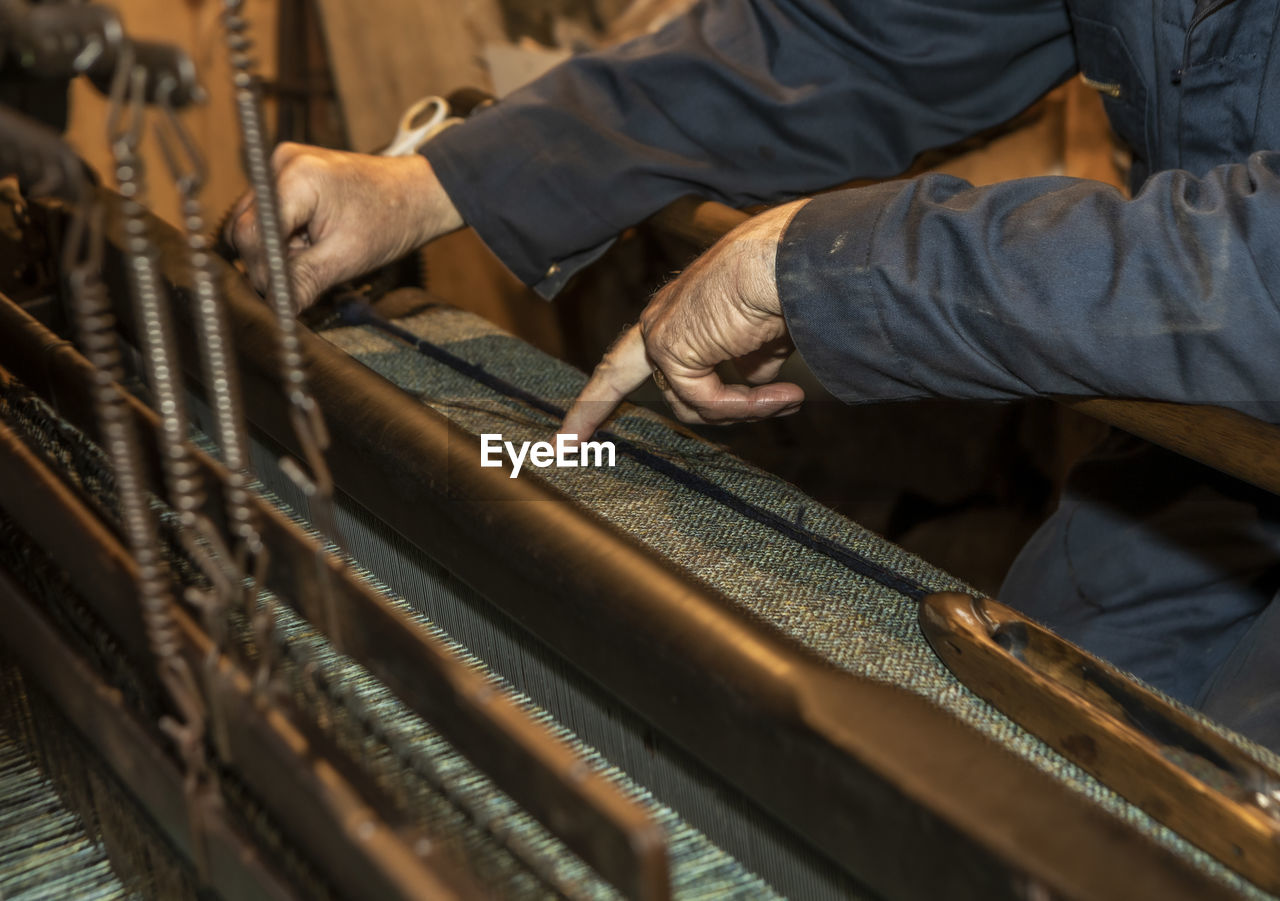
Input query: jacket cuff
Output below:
<box><xmin>776</xmin><ymin>185</ymin><xmax>928</xmax><ymax>403</ymax></box>
<box><xmin>422</xmin><ymin>107</ymin><xmax>616</xmax><ymax>299</ymax></box>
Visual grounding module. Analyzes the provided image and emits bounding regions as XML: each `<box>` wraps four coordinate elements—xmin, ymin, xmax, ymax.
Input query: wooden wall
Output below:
<box><xmin>65</xmin><ymin>0</ymin><xmax>279</xmax><ymax>230</ymax></box>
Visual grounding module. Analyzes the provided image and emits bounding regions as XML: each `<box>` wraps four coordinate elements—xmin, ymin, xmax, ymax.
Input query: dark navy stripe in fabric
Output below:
<box><xmin>338</xmin><ymin>300</ymin><xmax>928</xmax><ymax>601</ymax></box>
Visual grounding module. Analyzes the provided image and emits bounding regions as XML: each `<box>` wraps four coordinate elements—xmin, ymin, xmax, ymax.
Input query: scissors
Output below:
<box><xmin>380</xmin><ymin>95</ymin><xmax>461</xmax><ymax>157</ymax></box>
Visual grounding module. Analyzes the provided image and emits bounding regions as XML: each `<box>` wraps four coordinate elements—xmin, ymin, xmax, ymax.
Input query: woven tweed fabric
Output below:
<box><xmin>320</xmin><ymin>301</ymin><xmax>1280</xmax><ymax>900</ymax></box>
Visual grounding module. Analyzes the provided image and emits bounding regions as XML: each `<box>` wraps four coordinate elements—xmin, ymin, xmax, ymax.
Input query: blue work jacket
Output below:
<box><xmin>427</xmin><ymin>0</ymin><xmax>1280</xmax><ymax>418</ymax></box>
<box><xmin>425</xmin><ymin>0</ymin><xmax>1280</xmax><ymax>746</ymax></box>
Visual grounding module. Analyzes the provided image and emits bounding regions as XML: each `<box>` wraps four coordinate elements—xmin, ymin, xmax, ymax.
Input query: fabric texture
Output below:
<box><xmin>242</xmin><ymin>481</ymin><xmax>784</xmax><ymax>901</ymax></box>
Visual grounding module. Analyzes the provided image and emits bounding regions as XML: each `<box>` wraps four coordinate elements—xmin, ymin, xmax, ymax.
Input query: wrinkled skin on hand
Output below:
<box><xmin>225</xmin><ymin>143</ymin><xmax>463</xmax><ymax>311</ymax></box>
<box><xmin>560</xmin><ymin>199</ymin><xmax>810</xmax><ymax>439</ymax></box>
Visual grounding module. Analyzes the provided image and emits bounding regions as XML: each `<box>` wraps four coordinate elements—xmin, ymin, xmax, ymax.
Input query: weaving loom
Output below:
<box><xmin>4</xmin><ymin>172</ymin><xmax>1279</xmax><ymax>897</ymax></box>
<box><xmin>4</xmin><ymin>5</ymin><xmax>1280</xmax><ymax>898</ymax></box>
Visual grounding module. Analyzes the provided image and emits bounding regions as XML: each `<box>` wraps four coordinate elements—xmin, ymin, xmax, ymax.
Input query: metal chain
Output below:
<box><xmin>154</xmin><ymin>83</ymin><xmax>272</xmax><ymax>762</ymax></box>
<box><xmin>154</xmin><ymin>91</ymin><xmax>257</xmax><ymax>545</ymax></box>
<box><xmin>221</xmin><ymin>0</ymin><xmax>343</xmax><ymax>653</ymax></box>
<box><xmin>101</xmin><ymin>53</ymin><xmax>214</xmax><ymax>878</ymax></box>
<box><xmin>107</xmin><ymin>64</ymin><xmax>203</xmax><ymax>529</ymax></box>
<box><xmin>63</xmin><ymin>186</ymin><xmax>213</xmax><ymax>881</ymax></box>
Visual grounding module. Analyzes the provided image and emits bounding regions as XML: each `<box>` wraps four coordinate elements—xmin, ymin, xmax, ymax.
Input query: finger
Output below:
<box><xmin>668</xmin><ymin>369</ymin><xmax>804</xmax><ymax>423</ymax></box>
<box><xmin>659</xmin><ymin>386</ymin><xmax>707</xmax><ymax>425</ymax></box>
<box><xmin>233</xmin><ymin>183</ymin><xmax>322</xmax><ymax>303</ymax></box>
<box><xmin>558</xmin><ymin>324</ymin><xmax>650</xmax><ymax>439</ymax></box>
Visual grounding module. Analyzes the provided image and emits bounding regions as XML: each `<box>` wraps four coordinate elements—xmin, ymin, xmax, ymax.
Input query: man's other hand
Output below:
<box><xmin>225</xmin><ymin>143</ymin><xmax>463</xmax><ymax>311</ymax></box>
<box><xmin>560</xmin><ymin>199</ymin><xmax>809</xmax><ymax>439</ymax></box>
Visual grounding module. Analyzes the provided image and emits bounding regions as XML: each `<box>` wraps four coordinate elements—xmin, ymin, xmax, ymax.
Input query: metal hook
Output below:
<box><xmin>280</xmin><ymin>399</ymin><xmax>334</xmax><ymax>500</ymax></box>
<box><xmin>157</xmin><ymin>655</ymin><xmax>213</xmax><ymax>883</ymax></box>
<box><xmin>105</xmin><ymin>44</ymin><xmax>146</xmax><ymax>155</ymax></box>
<box><xmin>60</xmin><ymin>194</ymin><xmax>103</xmax><ymax>295</ymax></box>
<box><xmin>154</xmin><ymin>79</ymin><xmax>208</xmax><ymax>197</ymax></box>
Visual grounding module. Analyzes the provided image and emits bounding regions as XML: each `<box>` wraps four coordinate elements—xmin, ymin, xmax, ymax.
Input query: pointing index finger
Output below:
<box><xmin>559</xmin><ymin>324</ymin><xmax>650</xmax><ymax>439</ymax></box>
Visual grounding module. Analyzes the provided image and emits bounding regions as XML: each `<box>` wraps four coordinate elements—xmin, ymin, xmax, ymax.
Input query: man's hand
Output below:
<box><xmin>560</xmin><ymin>199</ymin><xmax>809</xmax><ymax>439</ymax></box>
<box><xmin>225</xmin><ymin>143</ymin><xmax>464</xmax><ymax>310</ymax></box>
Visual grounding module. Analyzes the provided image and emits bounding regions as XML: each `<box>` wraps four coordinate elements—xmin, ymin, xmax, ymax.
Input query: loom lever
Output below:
<box><xmin>0</xmin><ymin>0</ymin><xmax>123</xmax><ymax>80</ymax></box>
<box><xmin>0</xmin><ymin>1</ymin><xmax>204</xmax><ymax>108</ymax></box>
<box><xmin>88</xmin><ymin>39</ymin><xmax>206</xmax><ymax>109</ymax></box>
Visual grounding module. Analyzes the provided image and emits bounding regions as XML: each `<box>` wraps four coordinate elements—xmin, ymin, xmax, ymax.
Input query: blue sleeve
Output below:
<box><xmin>777</xmin><ymin>154</ymin><xmax>1280</xmax><ymax>421</ymax></box>
<box><xmin>422</xmin><ymin>0</ymin><xmax>1075</xmax><ymax>296</ymax></box>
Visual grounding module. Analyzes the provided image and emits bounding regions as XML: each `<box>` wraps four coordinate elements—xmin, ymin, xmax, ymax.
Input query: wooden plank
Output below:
<box><xmin>312</xmin><ymin>0</ymin><xmax>506</xmax><ymax>152</ymax></box>
<box><xmin>1065</xmin><ymin>397</ymin><xmax>1280</xmax><ymax>496</ymax></box>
